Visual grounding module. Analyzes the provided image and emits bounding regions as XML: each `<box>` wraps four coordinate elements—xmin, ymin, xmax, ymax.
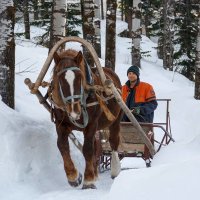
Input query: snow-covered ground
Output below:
<box><xmin>1</xmin><ymin>18</ymin><xmax>200</xmax><ymax>200</ymax></box>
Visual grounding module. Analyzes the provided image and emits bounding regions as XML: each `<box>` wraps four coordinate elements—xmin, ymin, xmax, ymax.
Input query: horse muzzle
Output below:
<box><xmin>69</xmin><ymin>111</ymin><xmax>81</xmax><ymax>120</ymax></box>
<box><xmin>65</xmin><ymin>102</ymin><xmax>82</xmax><ymax>120</ymax></box>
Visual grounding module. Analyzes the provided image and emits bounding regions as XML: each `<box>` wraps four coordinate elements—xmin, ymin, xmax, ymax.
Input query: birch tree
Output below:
<box><xmin>163</xmin><ymin>0</ymin><xmax>174</xmax><ymax>71</ymax></box>
<box><xmin>94</xmin><ymin>0</ymin><xmax>101</xmax><ymax>57</ymax></box>
<box><xmin>49</xmin><ymin>0</ymin><xmax>67</xmax><ymax>51</ymax></box>
<box><xmin>131</xmin><ymin>0</ymin><xmax>141</xmax><ymax>67</ymax></box>
<box><xmin>105</xmin><ymin>0</ymin><xmax>117</xmax><ymax>71</ymax></box>
<box><xmin>194</xmin><ymin>4</ymin><xmax>200</xmax><ymax>99</ymax></box>
<box><xmin>0</xmin><ymin>0</ymin><xmax>15</xmax><ymax>109</ymax></box>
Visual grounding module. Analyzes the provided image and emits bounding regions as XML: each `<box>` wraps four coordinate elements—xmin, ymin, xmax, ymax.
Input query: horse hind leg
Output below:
<box><xmin>109</xmin><ymin>111</ymin><xmax>122</xmax><ymax>178</ymax></box>
<box><xmin>56</xmin><ymin>124</ymin><xmax>82</xmax><ymax>187</ymax></box>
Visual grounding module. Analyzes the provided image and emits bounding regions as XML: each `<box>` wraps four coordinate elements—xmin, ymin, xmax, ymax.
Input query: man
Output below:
<box><xmin>122</xmin><ymin>65</ymin><xmax>157</xmax><ymax>123</ymax></box>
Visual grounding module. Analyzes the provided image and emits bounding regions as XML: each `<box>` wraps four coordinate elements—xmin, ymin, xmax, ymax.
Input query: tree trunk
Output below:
<box><xmin>82</xmin><ymin>0</ymin><xmax>95</xmax><ymax>67</ymax></box>
<box><xmin>121</xmin><ymin>0</ymin><xmax>124</xmax><ymax>21</ymax></box>
<box><xmin>194</xmin><ymin>11</ymin><xmax>200</xmax><ymax>99</ymax></box>
<box><xmin>131</xmin><ymin>0</ymin><xmax>141</xmax><ymax>67</ymax></box>
<box><xmin>157</xmin><ymin>0</ymin><xmax>164</xmax><ymax>59</ymax></box>
<box><xmin>141</xmin><ymin>0</ymin><xmax>150</xmax><ymax>37</ymax></box>
<box><xmin>40</xmin><ymin>0</ymin><xmax>49</xmax><ymax>20</ymax></box>
<box><xmin>33</xmin><ymin>0</ymin><xmax>39</xmax><ymax>21</ymax></box>
<box><xmin>101</xmin><ymin>0</ymin><xmax>104</xmax><ymax>19</ymax></box>
<box><xmin>0</xmin><ymin>0</ymin><xmax>15</xmax><ymax>109</ymax></box>
<box><xmin>105</xmin><ymin>0</ymin><xmax>117</xmax><ymax>71</ymax></box>
<box><xmin>157</xmin><ymin>36</ymin><xmax>164</xmax><ymax>59</ymax></box>
<box><xmin>125</xmin><ymin>0</ymin><xmax>133</xmax><ymax>37</ymax></box>
<box><xmin>163</xmin><ymin>0</ymin><xmax>175</xmax><ymax>71</ymax></box>
<box><xmin>23</xmin><ymin>0</ymin><xmax>30</xmax><ymax>39</ymax></box>
<box><xmin>49</xmin><ymin>0</ymin><xmax>67</xmax><ymax>52</ymax></box>
<box><xmin>185</xmin><ymin>0</ymin><xmax>192</xmax><ymax>79</ymax></box>
<box><xmin>94</xmin><ymin>0</ymin><xmax>101</xmax><ymax>58</ymax></box>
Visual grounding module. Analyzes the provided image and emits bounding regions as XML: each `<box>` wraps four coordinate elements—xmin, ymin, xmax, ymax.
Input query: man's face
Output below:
<box><xmin>127</xmin><ymin>72</ymin><xmax>137</xmax><ymax>82</ymax></box>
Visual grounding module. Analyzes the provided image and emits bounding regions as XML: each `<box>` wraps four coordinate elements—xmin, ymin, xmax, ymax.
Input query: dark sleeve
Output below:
<box><xmin>139</xmin><ymin>100</ymin><xmax>158</xmax><ymax>115</ymax></box>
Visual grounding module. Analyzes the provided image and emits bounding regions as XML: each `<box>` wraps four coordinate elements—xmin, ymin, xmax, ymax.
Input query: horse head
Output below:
<box><xmin>52</xmin><ymin>50</ymin><xmax>86</xmax><ymax>121</ymax></box>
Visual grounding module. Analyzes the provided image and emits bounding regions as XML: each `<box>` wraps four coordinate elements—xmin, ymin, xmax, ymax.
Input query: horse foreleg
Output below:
<box><xmin>56</xmin><ymin>124</ymin><xmax>82</xmax><ymax>187</ymax></box>
<box><xmin>109</xmin><ymin>112</ymin><xmax>122</xmax><ymax>178</ymax></box>
<box><xmin>82</xmin><ymin>124</ymin><xmax>98</xmax><ymax>189</ymax></box>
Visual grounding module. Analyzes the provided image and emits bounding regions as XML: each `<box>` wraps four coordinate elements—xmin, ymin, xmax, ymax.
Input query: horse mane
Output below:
<box><xmin>52</xmin><ymin>49</ymin><xmax>85</xmax><ymax>77</ymax></box>
<box><xmin>59</xmin><ymin>49</ymin><xmax>78</xmax><ymax>59</ymax></box>
<box><xmin>53</xmin><ymin>49</ymin><xmax>80</xmax><ymax>71</ymax></box>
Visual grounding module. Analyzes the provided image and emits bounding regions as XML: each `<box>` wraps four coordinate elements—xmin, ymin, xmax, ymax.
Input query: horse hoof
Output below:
<box><xmin>68</xmin><ymin>173</ymin><xmax>82</xmax><ymax>187</ymax></box>
<box><xmin>82</xmin><ymin>183</ymin><xmax>97</xmax><ymax>189</ymax></box>
<box><xmin>111</xmin><ymin>151</ymin><xmax>121</xmax><ymax>178</ymax></box>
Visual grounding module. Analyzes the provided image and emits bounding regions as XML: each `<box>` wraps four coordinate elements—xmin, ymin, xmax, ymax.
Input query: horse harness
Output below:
<box><xmin>46</xmin><ymin>66</ymin><xmax>117</xmax><ymax>128</ymax></box>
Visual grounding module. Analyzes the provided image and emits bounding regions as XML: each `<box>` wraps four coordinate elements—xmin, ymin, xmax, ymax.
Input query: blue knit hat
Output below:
<box><xmin>127</xmin><ymin>65</ymin><xmax>140</xmax><ymax>77</ymax></box>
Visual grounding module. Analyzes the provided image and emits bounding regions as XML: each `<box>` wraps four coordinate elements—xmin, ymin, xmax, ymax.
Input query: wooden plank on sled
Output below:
<box><xmin>100</xmin><ymin>123</ymin><xmax>153</xmax><ymax>156</ymax></box>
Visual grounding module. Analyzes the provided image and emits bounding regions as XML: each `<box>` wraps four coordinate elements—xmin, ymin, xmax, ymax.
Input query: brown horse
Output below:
<box><xmin>51</xmin><ymin>49</ymin><xmax>123</xmax><ymax>189</ymax></box>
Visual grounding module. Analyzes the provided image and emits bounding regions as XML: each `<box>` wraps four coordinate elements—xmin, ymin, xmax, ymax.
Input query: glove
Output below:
<box><xmin>131</xmin><ymin>107</ymin><xmax>140</xmax><ymax>115</ymax></box>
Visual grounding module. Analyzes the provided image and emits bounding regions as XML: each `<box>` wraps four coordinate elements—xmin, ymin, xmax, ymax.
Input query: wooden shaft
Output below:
<box><xmin>24</xmin><ymin>78</ymin><xmax>83</xmax><ymax>152</ymax></box>
<box><xmin>24</xmin><ymin>78</ymin><xmax>51</xmax><ymax>112</ymax></box>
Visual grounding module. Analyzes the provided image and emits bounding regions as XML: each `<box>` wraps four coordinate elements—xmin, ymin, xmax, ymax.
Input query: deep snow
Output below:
<box><xmin>0</xmin><ymin>17</ymin><xmax>200</xmax><ymax>200</ymax></box>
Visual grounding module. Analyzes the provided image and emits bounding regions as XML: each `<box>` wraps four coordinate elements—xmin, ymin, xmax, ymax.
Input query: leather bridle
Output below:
<box><xmin>57</xmin><ymin>66</ymin><xmax>89</xmax><ymax>128</ymax></box>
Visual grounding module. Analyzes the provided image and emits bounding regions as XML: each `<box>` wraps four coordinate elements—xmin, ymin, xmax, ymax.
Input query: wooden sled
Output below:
<box><xmin>96</xmin><ymin>99</ymin><xmax>174</xmax><ymax>171</ymax></box>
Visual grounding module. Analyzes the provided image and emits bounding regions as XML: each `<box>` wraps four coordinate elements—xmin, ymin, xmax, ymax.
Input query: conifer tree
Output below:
<box><xmin>105</xmin><ymin>0</ymin><xmax>117</xmax><ymax>71</ymax></box>
<box><xmin>174</xmin><ymin>0</ymin><xmax>198</xmax><ymax>81</ymax></box>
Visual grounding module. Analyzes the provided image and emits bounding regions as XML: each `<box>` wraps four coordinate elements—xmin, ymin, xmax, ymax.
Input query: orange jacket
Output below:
<box><xmin>122</xmin><ymin>81</ymin><xmax>156</xmax><ymax>103</ymax></box>
<box><xmin>121</xmin><ymin>80</ymin><xmax>157</xmax><ymax>123</ymax></box>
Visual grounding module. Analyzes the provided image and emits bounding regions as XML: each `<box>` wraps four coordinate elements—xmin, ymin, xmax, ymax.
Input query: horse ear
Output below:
<box><xmin>75</xmin><ymin>51</ymin><xmax>83</xmax><ymax>65</ymax></box>
<box><xmin>53</xmin><ymin>52</ymin><xmax>60</xmax><ymax>64</ymax></box>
